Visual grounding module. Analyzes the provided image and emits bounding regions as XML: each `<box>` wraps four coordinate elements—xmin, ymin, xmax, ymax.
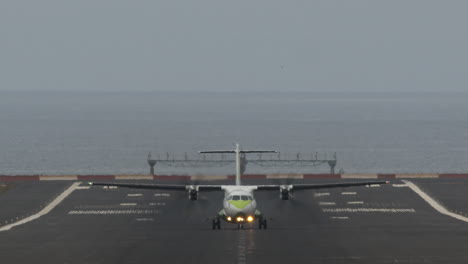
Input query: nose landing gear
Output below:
<box><xmin>258</xmin><ymin>218</ymin><xmax>267</xmax><ymax>229</ymax></box>
<box><xmin>212</xmin><ymin>218</ymin><xmax>221</xmax><ymax>230</ymax></box>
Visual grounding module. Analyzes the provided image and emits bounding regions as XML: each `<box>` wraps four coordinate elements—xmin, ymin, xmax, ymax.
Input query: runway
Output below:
<box><xmin>1</xmin><ymin>179</ymin><xmax>468</xmax><ymax>263</ymax></box>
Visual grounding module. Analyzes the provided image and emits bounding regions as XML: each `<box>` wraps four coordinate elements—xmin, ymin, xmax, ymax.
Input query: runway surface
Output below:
<box><xmin>1</xmin><ymin>179</ymin><xmax>468</xmax><ymax>263</ymax></box>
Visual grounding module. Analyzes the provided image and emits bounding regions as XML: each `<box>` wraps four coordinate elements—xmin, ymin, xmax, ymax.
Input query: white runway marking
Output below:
<box><xmin>76</xmin><ymin>186</ymin><xmax>91</xmax><ymax>190</ymax></box>
<box><xmin>102</xmin><ymin>186</ymin><xmax>118</xmax><ymax>189</ymax></box>
<box><xmin>323</xmin><ymin>208</ymin><xmax>415</xmax><ymax>213</ymax></box>
<box><xmin>366</xmin><ymin>184</ymin><xmax>381</xmax><ymax>188</ymax></box>
<box><xmin>120</xmin><ymin>203</ymin><xmax>137</xmax><ymax>206</ymax></box>
<box><xmin>392</xmin><ymin>184</ymin><xmax>408</xmax><ymax>188</ymax></box>
<box><xmin>154</xmin><ymin>193</ymin><xmax>171</xmax><ymax>197</ymax></box>
<box><xmin>330</xmin><ymin>216</ymin><xmax>349</xmax><ymax>220</ymax></box>
<box><xmin>68</xmin><ymin>210</ymin><xmax>155</xmax><ymax>215</ymax></box>
<box><xmin>319</xmin><ymin>202</ymin><xmax>336</xmax><ymax>206</ymax></box>
<box><xmin>342</xmin><ymin>192</ymin><xmax>357</xmax><ymax>195</ymax></box>
<box><xmin>347</xmin><ymin>201</ymin><xmax>364</xmax><ymax>205</ymax></box>
<box><xmin>314</xmin><ymin>192</ymin><xmax>330</xmax><ymax>197</ymax></box>
<box><xmin>136</xmin><ymin>218</ymin><xmax>154</xmax><ymax>221</ymax></box>
<box><xmin>149</xmin><ymin>202</ymin><xmax>166</xmax><ymax>206</ymax></box>
<box><xmin>0</xmin><ymin>182</ymin><xmax>81</xmax><ymax>232</ymax></box>
<box><xmin>237</xmin><ymin>231</ymin><xmax>247</xmax><ymax>264</ymax></box>
<box><xmin>128</xmin><ymin>194</ymin><xmax>143</xmax><ymax>197</ymax></box>
<box><xmin>403</xmin><ymin>180</ymin><xmax>468</xmax><ymax>223</ymax></box>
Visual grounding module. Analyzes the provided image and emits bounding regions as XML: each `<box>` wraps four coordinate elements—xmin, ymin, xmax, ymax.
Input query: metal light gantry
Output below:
<box><xmin>147</xmin><ymin>151</ymin><xmax>337</xmax><ymax>175</ymax></box>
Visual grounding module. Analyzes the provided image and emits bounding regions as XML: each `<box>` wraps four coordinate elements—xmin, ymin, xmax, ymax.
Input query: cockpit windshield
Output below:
<box><xmin>232</xmin><ymin>195</ymin><xmax>240</xmax><ymax>201</ymax></box>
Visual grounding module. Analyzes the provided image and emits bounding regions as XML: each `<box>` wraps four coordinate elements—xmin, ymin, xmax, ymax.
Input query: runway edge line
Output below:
<box><xmin>0</xmin><ymin>182</ymin><xmax>81</xmax><ymax>232</ymax></box>
<box><xmin>403</xmin><ymin>180</ymin><xmax>468</xmax><ymax>223</ymax></box>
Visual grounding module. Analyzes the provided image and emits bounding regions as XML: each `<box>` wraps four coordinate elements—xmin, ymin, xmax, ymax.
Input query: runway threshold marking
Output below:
<box><xmin>403</xmin><ymin>180</ymin><xmax>468</xmax><ymax>223</ymax></box>
<box><xmin>0</xmin><ymin>182</ymin><xmax>81</xmax><ymax>232</ymax></box>
<box><xmin>323</xmin><ymin>208</ymin><xmax>415</xmax><ymax>213</ymax></box>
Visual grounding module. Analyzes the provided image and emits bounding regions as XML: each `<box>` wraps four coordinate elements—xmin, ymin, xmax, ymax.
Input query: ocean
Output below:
<box><xmin>1</xmin><ymin>91</ymin><xmax>467</xmax><ymax>175</ymax></box>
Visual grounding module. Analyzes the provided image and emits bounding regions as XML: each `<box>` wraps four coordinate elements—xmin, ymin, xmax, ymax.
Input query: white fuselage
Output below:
<box><xmin>221</xmin><ymin>186</ymin><xmax>258</xmax><ymax>223</ymax></box>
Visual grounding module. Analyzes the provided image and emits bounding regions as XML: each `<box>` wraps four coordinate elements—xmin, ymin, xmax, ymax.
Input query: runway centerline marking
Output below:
<box><xmin>0</xmin><ymin>182</ymin><xmax>81</xmax><ymax>232</ymax></box>
<box><xmin>128</xmin><ymin>194</ymin><xmax>143</xmax><ymax>197</ymax></box>
<box><xmin>237</xmin><ymin>231</ymin><xmax>247</xmax><ymax>264</ymax></box>
<box><xmin>403</xmin><ymin>180</ymin><xmax>468</xmax><ymax>223</ymax></box>
<box><xmin>342</xmin><ymin>192</ymin><xmax>357</xmax><ymax>195</ymax></box>
<box><xmin>120</xmin><ymin>203</ymin><xmax>137</xmax><ymax>206</ymax></box>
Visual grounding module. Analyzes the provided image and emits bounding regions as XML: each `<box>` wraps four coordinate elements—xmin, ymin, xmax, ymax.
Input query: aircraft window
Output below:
<box><xmin>232</xmin><ymin>195</ymin><xmax>240</xmax><ymax>201</ymax></box>
<box><xmin>226</xmin><ymin>196</ymin><xmax>232</xmax><ymax>200</ymax></box>
<box><xmin>248</xmin><ymin>196</ymin><xmax>253</xmax><ymax>200</ymax></box>
<box><xmin>241</xmin><ymin>195</ymin><xmax>249</xmax><ymax>201</ymax></box>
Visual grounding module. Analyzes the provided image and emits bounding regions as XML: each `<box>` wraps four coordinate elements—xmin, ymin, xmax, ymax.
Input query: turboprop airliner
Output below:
<box><xmin>89</xmin><ymin>144</ymin><xmax>388</xmax><ymax>229</ymax></box>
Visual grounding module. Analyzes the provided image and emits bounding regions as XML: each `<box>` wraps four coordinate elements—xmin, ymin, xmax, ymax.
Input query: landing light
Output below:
<box><xmin>236</xmin><ymin>217</ymin><xmax>244</xmax><ymax>222</ymax></box>
<box><xmin>227</xmin><ymin>217</ymin><xmax>232</xmax><ymax>221</ymax></box>
<box><xmin>247</xmin><ymin>216</ymin><xmax>254</xmax><ymax>222</ymax></box>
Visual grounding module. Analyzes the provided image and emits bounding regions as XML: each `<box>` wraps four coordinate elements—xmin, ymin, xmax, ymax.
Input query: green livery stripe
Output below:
<box><xmin>229</xmin><ymin>200</ymin><xmax>252</xmax><ymax>209</ymax></box>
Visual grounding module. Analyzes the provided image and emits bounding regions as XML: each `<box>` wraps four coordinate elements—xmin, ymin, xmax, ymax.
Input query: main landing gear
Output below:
<box><xmin>212</xmin><ymin>218</ymin><xmax>221</xmax><ymax>230</ymax></box>
<box><xmin>258</xmin><ymin>218</ymin><xmax>267</xmax><ymax>229</ymax></box>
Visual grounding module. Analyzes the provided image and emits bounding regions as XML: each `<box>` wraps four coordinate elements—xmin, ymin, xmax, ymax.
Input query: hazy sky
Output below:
<box><xmin>1</xmin><ymin>1</ymin><xmax>467</xmax><ymax>92</ymax></box>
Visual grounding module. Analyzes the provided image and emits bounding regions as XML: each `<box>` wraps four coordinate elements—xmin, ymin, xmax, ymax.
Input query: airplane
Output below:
<box><xmin>89</xmin><ymin>144</ymin><xmax>389</xmax><ymax>230</ymax></box>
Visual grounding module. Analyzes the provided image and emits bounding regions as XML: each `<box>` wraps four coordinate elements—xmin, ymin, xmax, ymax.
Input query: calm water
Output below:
<box><xmin>1</xmin><ymin>91</ymin><xmax>468</xmax><ymax>175</ymax></box>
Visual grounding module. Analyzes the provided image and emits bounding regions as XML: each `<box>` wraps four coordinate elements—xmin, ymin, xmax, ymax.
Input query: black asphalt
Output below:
<box><xmin>0</xmin><ymin>181</ymin><xmax>72</xmax><ymax>226</ymax></box>
<box><xmin>1</xmin><ymin>179</ymin><xmax>468</xmax><ymax>263</ymax></box>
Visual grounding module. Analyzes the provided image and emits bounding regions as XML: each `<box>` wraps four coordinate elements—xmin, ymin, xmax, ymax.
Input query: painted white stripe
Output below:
<box><xmin>149</xmin><ymin>202</ymin><xmax>166</xmax><ymax>206</ymax></box>
<box><xmin>330</xmin><ymin>216</ymin><xmax>349</xmax><ymax>220</ymax></box>
<box><xmin>154</xmin><ymin>193</ymin><xmax>171</xmax><ymax>197</ymax></box>
<box><xmin>392</xmin><ymin>184</ymin><xmax>408</xmax><ymax>188</ymax></box>
<box><xmin>347</xmin><ymin>201</ymin><xmax>364</xmax><ymax>205</ymax></box>
<box><xmin>128</xmin><ymin>194</ymin><xmax>143</xmax><ymax>197</ymax></box>
<box><xmin>120</xmin><ymin>203</ymin><xmax>137</xmax><ymax>206</ymax></box>
<box><xmin>0</xmin><ymin>182</ymin><xmax>81</xmax><ymax>232</ymax></box>
<box><xmin>76</xmin><ymin>186</ymin><xmax>91</xmax><ymax>190</ymax></box>
<box><xmin>342</xmin><ymin>192</ymin><xmax>357</xmax><ymax>195</ymax></box>
<box><xmin>366</xmin><ymin>184</ymin><xmax>381</xmax><ymax>188</ymax></box>
<box><xmin>314</xmin><ymin>192</ymin><xmax>330</xmax><ymax>197</ymax></box>
<box><xmin>319</xmin><ymin>202</ymin><xmax>336</xmax><ymax>206</ymax></box>
<box><xmin>323</xmin><ymin>208</ymin><xmax>415</xmax><ymax>213</ymax></box>
<box><xmin>403</xmin><ymin>180</ymin><xmax>468</xmax><ymax>223</ymax></box>
<box><xmin>67</xmin><ymin>210</ymin><xmax>155</xmax><ymax>215</ymax></box>
<box><xmin>136</xmin><ymin>218</ymin><xmax>154</xmax><ymax>221</ymax></box>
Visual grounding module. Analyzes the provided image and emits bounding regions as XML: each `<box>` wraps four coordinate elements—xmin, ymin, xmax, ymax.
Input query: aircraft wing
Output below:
<box><xmin>88</xmin><ymin>182</ymin><xmax>222</xmax><ymax>191</ymax></box>
<box><xmin>256</xmin><ymin>180</ymin><xmax>389</xmax><ymax>190</ymax></box>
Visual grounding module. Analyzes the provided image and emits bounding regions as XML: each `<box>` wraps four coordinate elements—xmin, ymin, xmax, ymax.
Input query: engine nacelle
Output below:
<box><xmin>280</xmin><ymin>185</ymin><xmax>292</xmax><ymax>200</ymax></box>
<box><xmin>188</xmin><ymin>186</ymin><xmax>198</xmax><ymax>200</ymax></box>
